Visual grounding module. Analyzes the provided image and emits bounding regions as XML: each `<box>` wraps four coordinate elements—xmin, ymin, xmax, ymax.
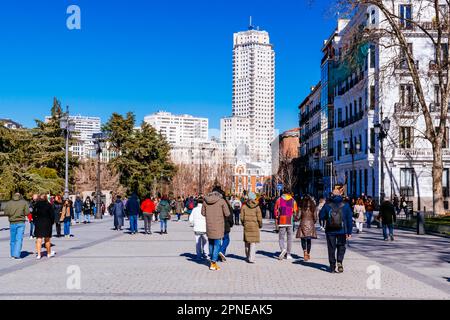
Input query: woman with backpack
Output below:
<box><xmin>175</xmin><ymin>197</ymin><xmax>185</xmax><ymax>221</ymax></box>
<box><xmin>157</xmin><ymin>195</ymin><xmax>172</xmax><ymax>234</ymax></box>
<box><xmin>296</xmin><ymin>196</ymin><xmax>317</xmax><ymax>261</ymax></box>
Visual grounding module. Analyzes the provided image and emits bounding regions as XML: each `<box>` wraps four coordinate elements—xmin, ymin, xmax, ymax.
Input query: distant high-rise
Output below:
<box><xmin>144</xmin><ymin>111</ymin><xmax>208</xmax><ymax>146</ymax></box>
<box><xmin>232</xmin><ymin>22</ymin><xmax>275</xmax><ymax>164</ymax></box>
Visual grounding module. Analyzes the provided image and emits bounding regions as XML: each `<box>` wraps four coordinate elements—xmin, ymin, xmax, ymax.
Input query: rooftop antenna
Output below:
<box><xmin>249</xmin><ymin>16</ymin><xmax>254</xmax><ymax>30</ymax></box>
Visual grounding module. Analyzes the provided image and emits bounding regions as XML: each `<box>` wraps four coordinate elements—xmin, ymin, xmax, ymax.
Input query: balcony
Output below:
<box><xmin>430</xmin><ymin>102</ymin><xmax>450</xmax><ymax>113</ymax></box>
<box><xmin>336</xmin><ymin>110</ymin><xmax>366</xmax><ymax>129</ymax></box>
<box><xmin>394</xmin><ymin>102</ymin><xmax>419</xmax><ymax>113</ymax></box>
<box><xmin>395</xmin><ymin>60</ymin><xmax>419</xmax><ymax>71</ymax></box>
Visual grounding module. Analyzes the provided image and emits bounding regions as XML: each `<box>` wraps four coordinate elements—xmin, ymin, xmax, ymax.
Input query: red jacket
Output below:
<box><xmin>141</xmin><ymin>199</ymin><xmax>156</xmax><ymax>214</ymax></box>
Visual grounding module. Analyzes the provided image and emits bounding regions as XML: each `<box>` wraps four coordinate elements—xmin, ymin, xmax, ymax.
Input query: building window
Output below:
<box><xmin>370</xmin><ymin>85</ymin><xmax>375</xmax><ymax>110</ymax></box>
<box><xmin>400</xmin><ymin>168</ymin><xmax>415</xmax><ymax>197</ymax></box>
<box><xmin>370</xmin><ymin>44</ymin><xmax>376</xmax><ymax>68</ymax></box>
<box><xmin>399</xmin><ymin>127</ymin><xmax>413</xmax><ymax>149</ymax></box>
<box><xmin>399</xmin><ymin>84</ymin><xmax>415</xmax><ymax>111</ymax></box>
<box><xmin>370</xmin><ymin>128</ymin><xmax>375</xmax><ymax>153</ymax></box>
<box><xmin>399</xmin><ymin>4</ymin><xmax>413</xmax><ymax>30</ymax></box>
<box><xmin>444</xmin><ymin>168</ymin><xmax>450</xmax><ymax>197</ymax></box>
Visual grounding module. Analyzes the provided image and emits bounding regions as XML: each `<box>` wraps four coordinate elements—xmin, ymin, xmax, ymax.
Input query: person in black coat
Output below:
<box><xmin>379</xmin><ymin>199</ymin><xmax>397</xmax><ymax>241</ymax></box>
<box><xmin>33</xmin><ymin>194</ymin><xmax>55</xmax><ymax>259</ymax></box>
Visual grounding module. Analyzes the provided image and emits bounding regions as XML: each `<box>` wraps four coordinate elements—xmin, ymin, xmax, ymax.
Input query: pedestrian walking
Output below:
<box><xmin>296</xmin><ymin>196</ymin><xmax>317</xmax><ymax>262</ymax></box>
<box><xmin>175</xmin><ymin>197</ymin><xmax>184</xmax><ymax>221</ymax></box>
<box><xmin>4</xmin><ymin>192</ymin><xmax>28</xmax><ymax>260</ymax></box>
<box><xmin>74</xmin><ymin>195</ymin><xmax>83</xmax><ymax>224</ymax></box>
<box><xmin>189</xmin><ymin>197</ymin><xmax>208</xmax><ymax>260</ymax></box>
<box><xmin>126</xmin><ymin>193</ymin><xmax>140</xmax><ymax>234</ymax></box>
<box><xmin>201</xmin><ymin>186</ymin><xmax>231</xmax><ymax>271</ymax></box>
<box><xmin>61</xmin><ymin>199</ymin><xmax>72</xmax><ymax>238</ymax></box>
<box><xmin>141</xmin><ymin>196</ymin><xmax>155</xmax><ymax>234</ymax></box>
<box><xmin>112</xmin><ymin>195</ymin><xmax>125</xmax><ymax>231</ymax></box>
<box><xmin>274</xmin><ymin>190</ymin><xmax>298</xmax><ymax>260</ymax></box>
<box><xmin>28</xmin><ymin>194</ymin><xmax>39</xmax><ymax>239</ymax></box>
<box><xmin>240</xmin><ymin>192</ymin><xmax>262</xmax><ymax>263</ymax></box>
<box><xmin>364</xmin><ymin>197</ymin><xmax>375</xmax><ymax>228</ymax></box>
<box><xmin>380</xmin><ymin>198</ymin><xmax>397</xmax><ymax>241</ymax></box>
<box><xmin>218</xmin><ymin>192</ymin><xmax>234</xmax><ymax>262</ymax></box>
<box><xmin>52</xmin><ymin>195</ymin><xmax>63</xmax><ymax>237</ymax></box>
<box><xmin>157</xmin><ymin>195</ymin><xmax>171</xmax><ymax>234</ymax></box>
<box><xmin>353</xmin><ymin>198</ymin><xmax>366</xmax><ymax>234</ymax></box>
<box><xmin>33</xmin><ymin>194</ymin><xmax>56</xmax><ymax>259</ymax></box>
<box><xmin>231</xmin><ymin>197</ymin><xmax>242</xmax><ymax>226</ymax></box>
<box><xmin>319</xmin><ymin>184</ymin><xmax>353</xmax><ymax>273</ymax></box>
<box><xmin>317</xmin><ymin>197</ymin><xmax>326</xmax><ymax>231</ymax></box>
<box><xmin>83</xmin><ymin>196</ymin><xmax>94</xmax><ymax>224</ymax></box>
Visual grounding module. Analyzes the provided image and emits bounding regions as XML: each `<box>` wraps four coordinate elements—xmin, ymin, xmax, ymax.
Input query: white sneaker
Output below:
<box><xmin>36</xmin><ymin>255</ymin><xmax>41</xmax><ymax>260</ymax></box>
<box><xmin>48</xmin><ymin>251</ymin><xmax>56</xmax><ymax>258</ymax></box>
<box><xmin>29</xmin><ymin>236</ymin><xmax>33</xmax><ymax>240</ymax></box>
<box><xmin>286</xmin><ymin>254</ymin><xmax>294</xmax><ymax>260</ymax></box>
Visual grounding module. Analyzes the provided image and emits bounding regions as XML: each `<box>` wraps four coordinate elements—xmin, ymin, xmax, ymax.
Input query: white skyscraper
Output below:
<box><xmin>144</xmin><ymin>111</ymin><xmax>209</xmax><ymax>146</ymax></box>
<box><xmin>46</xmin><ymin>115</ymin><xmax>101</xmax><ymax>160</ymax></box>
<box><xmin>232</xmin><ymin>22</ymin><xmax>275</xmax><ymax>166</ymax></box>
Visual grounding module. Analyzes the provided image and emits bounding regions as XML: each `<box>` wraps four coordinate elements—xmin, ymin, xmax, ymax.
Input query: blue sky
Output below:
<box><xmin>0</xmin><ymin>0</ymin><xmax>337</xmax><ymax>133</ymax></box>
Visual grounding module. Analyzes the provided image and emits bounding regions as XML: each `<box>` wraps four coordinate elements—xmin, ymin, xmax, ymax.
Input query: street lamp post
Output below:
<box><xmin>59</xmin><ymin>107</ymin><xmax>75</xmax><ymax>201</ymax></box>
<box><xmin>343</xmin><ymin>137</ymin><xmax>361</xmax><ymax>198</ymax></box>
<box><xmin>93</xmin><ymin>132</ymin><xmax>107</xmax><ymax>220</ymax></box>
<box><xmin>374</xmin><ymin>116</ymin><xmax>391</xmax><ymax>202</ymax></box>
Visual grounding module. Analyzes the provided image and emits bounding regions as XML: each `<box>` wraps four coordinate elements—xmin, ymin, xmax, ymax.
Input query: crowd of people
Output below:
<box><xmin>2</xmin><ymin>186</ymin><xmax>401</xmax><ymax>274</ymax></box>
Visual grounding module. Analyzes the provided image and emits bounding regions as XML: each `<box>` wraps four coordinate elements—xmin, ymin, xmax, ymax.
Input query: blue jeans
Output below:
<box><xmin>129</xmin><ymin>215</ymin><xmax>138</xmax><ymax>233</ymax></box>
<box><xmin>209</xmin><ymin>239</ymin><xmax>221</xmax><ymax>263</ymax></box>
<box><xmin>84</xmin><ymin>213</ymin><xmax>91</xmax><ymax>223</ymax></box>
<box><xmin>64</xmin><ymin>218</ymin><xmax>71</xmax><ymax>236</ymax></box>
<box><xmin>75</xmin><ymin>211</ymin><xmax>81</xmax><ymax>223</ymax></box>
<box><xmin>366</xmin><ymin>211</ymin><xmax>373</xmax><ymax>228</ymax></box>
<box><xmin>160</xmin><ymin>219</ymin><xmax>168</xmax><ymax>231</ymax></box>
<box><xmin>29</xmin><ymin>222</ymin><xmax>35</xmax><ymax>237</ymax></box>
<box><xmin>10</xmin><ymin>223</ymin><xmax>25</xmax><ymax>258</ymax></box>
<box><xmin>383</xmin><ymin>224</ymin><xmax>394</xmax><ymax>239</ymax></box>
<box><xmin>220</xmin><ymin>232</ymin><xmax>230</xmax><ymax>255</ymax></box>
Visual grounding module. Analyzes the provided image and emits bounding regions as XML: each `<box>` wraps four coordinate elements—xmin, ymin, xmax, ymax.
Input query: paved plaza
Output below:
<box><xmin>0</xmin><ymin>216</ymin><xmax>449</xmax><ymax>300</ymax></box>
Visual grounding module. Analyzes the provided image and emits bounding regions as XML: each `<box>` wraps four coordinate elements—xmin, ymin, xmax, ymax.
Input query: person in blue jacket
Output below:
<box><xmin>126</xmin><ymin>193</ymin><xmax>141</xmax><ymax>235</ymax></box>
<box><xmin>319</xmin><ymin>184</ymin><xmax>353</xmax><ymax>274</ymax></box>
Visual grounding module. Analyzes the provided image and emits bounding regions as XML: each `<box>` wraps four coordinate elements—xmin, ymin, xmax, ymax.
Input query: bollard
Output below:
<box><xmin>417</xmin><ymin>211</ymin><xmax>425</xmax><ymax>235</ymax></box>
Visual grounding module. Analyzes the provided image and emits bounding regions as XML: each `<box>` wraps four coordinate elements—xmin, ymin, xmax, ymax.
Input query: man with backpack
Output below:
<box><xmin>320</xmin><ymin>184</ymin><xmax>353</xmax><ymax>273</ymax></box>
<box><xmin>231</xmin><ymin>197</ymin><xmax>242</xmax><ymax>226</ymax></box>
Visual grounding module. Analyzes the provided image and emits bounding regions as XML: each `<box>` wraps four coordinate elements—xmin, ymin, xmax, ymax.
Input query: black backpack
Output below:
<box><xmin>327</xmin><ymin>202</ymin><xmax>345</xmax><ymax>231</ymax></box>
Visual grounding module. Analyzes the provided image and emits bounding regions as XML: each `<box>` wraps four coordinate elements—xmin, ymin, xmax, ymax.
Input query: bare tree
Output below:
<box><xmin>333</xmin><ymin>0</ymin><xmax>450</xmax><ymax>215</ymax></box>
<box><xmin>277</xmin><ymin>152</ymin><xmax>297</xmax><ymax>194</ymax></box>
<box><xmin>74</xmin><ymin>160</ymin><xmax>126</xmax><ymax>196</ymax></box>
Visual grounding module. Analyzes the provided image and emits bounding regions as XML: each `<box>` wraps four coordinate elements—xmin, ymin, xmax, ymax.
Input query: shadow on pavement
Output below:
<box><xmin>226</xmin><ymin>254</ymin><xmax>247</xmax><ymax>261</ymax></box>
<box><xmin>20</xmin><ymin>251</ymin><xmax>34</xmax><ymax>259</ymax></box>
<box><xmin>180</xmin><ymin>253</ymin><xmax>209</xmax><ymax>266</ymax></box>
<box><xmin>293</xmin><ymin>260</ymin><xmax>329</xmax><ymax>272</ymax></box>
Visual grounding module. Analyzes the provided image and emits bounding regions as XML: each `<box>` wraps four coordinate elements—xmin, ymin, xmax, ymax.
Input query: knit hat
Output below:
<box><xmin>248</xmin><ymin>192</ymin><xmax>256</xmax><ymax>200</ymax></box>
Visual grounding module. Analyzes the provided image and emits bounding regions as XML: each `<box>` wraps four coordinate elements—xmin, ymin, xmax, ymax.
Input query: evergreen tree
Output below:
<box><xmin>104</xmin><ymin>113</ymin><xmax>176</xmax><ymax>198</ymax></box>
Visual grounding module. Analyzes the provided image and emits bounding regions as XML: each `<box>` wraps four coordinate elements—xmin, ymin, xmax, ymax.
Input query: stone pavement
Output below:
<box><xmin>0</xmin><ymin>216</ymin><xmax>448</xmax><ymax>300</ymax></box>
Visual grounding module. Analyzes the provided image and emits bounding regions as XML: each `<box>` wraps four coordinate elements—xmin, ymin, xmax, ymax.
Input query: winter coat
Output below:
<box><xmin>189</xmin><ymin>204</ymin><xmax>207</xmax><ymax>233</ymax></box>
<box><xmin>224</xmin><ymin>199</ymin><xmax>234</xmax><ymax>234</ymax></box>
<box><xmin>157</xmin><ymin>200</ymin><xmax>172</xmax><ymax>220</ymax></box>
<box><xmin>319</xmin><ymin>196</ymin><xmax>354</xmax><ymax>236</ymax></box>
<box><xmin>141</xmin><ymin>199</ymin><xmax>156</xmax><ymax>214</ymax></box>
<box><xmin>353</xmin><ymin>204</ymin><xmax>366</xmax><ymax>223</ymax></box>
<box><xmin>60</xmin><ymin>205</ymin><xmax>72</xmax><ymax>222</ymax></box>
<box><xmin>126</xmin><ymin>194</ymin><xmax>140</xmax><ymax>216</ymax></box>
<box><xmin>296</xmin><ymin>208</ymin><xmax>317</xmax><ymax>239</ymax></box>
<box><xmin>112</xmin><ymin>200</ymin><xmax>125</xmax><ymax>227</ymax></box>
<box><xmin>175</xmin><ymin>200</ymin><xmax>185</xmax><ymax>213</ymax></box>
<box><xmin>240</xmin><ymin>200</ymin><xmax>262</xmax><ymax>243</ymax></box>
<box><xmin>4</xmin><ymin>194</ymin><xmax>28</xmax><ymax>224</ymax></box>
<box><xmin>53</xmin><ymin>201</ymin><xmax>63</xmax><ymax>224</ymax></box>
<box><xmin>74</xmin><ymin>198</ymin><xmax>83</xmax><ymax>213</ymax></box>
<box><xmin>201</xmin><ymin>191</ymin><xmax>231</xmax><ymax>240</ymax></box>
<box><xmin>83</xmin><ymin>200</ymin><xmax>94</xmax><ymax>215</ymax></box>
<box><xmin>33</xmin><ymin>200</ymin><xmax>54</xmax><ymax>238</ymax></box>
<box><xmin>380</xmin><ymin>201</ymin><xmax>397</xmax><ymax>225</ymax></box>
